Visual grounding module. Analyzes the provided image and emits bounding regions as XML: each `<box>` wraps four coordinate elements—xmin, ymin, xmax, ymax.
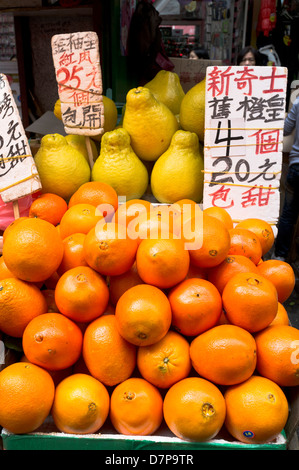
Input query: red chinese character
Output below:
<box><xmin>78</xmin><ymin>50</ymin><xmax>92</xmax><ymax>65</ymax></box>
<box><xmin>209</xmin><ymin>184</ymin><xmax>234</xmax><ymax>208</ymax></box>
<box><xmin>241</xmin><ymin>185</ymin><xmax>275</xmax><ymax>208</ymax></box>
<box><xmin>58</xmin><ymin>52</ymin><xmax>75</xmax><ymax>67</ymax></box>
<box><xmin>249</xmin><ymin>129</ymin><xmax>280</xmax><ymax>154</ymax></box>
<box><xmin>207</xmin><ymin>66</ymin><xmax>234</xmax><ymax>97</ymax></box>
<box><xmin>259</xmin><ymin>67</ymin><xmax>287</xmax><ymax>94</ymax></box>
<box><xmin>234</xmin><ymin>68</ymin><xmax>258</xmax><ymax>96</ymax></box>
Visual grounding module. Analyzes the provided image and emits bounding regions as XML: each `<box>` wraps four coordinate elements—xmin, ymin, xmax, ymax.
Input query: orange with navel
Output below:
<box><xmin>190</xmin><ymin>324</ymin><xmax>257</xmax><ymax>386</ymax></box>
<box><xmin>83</xmin><ymin>314</ymin><xmax>137</xmax><ymax>387</ymax></box>
<box><xmin>224</xmin><ymin>375</ymin><xmax>289</xmax><ymax>444</ymax></box>
<box><xmin>2</xmin><ymin>217</ymin><xmax>64</xmax><ymax>282</ymax></box>
<box><xmin>222</xmin><ymin>272</ymin><xmax>278</xmax><ymax>333</ymax></box>
<box><xmin>137</xmin><ymin>330</ymin><xmax>191</xmax><ymax>389</ymax></box>
<box><xmin>83</xmin><ymin>222</ymin><xmax>138</xmax><ymax>276</ymax></box>
<box><xmin>163</xmin><ymin>377</ymin><xmax>226</xmax><ymax>442</ymax></box>
<box><xmin>29</xmin><ymin>193</ymin><xmax>68</xmax><ymax>226</ymax></box>
<box><xmin>235</xmin><ymin>218</ymin><xmax>275</xmax><ymax>256</ymax></box>
<box><xmin>0</xmin><ymin>362</ymin><xmax>55</xmax><ymax>434</ymax></box>
<box><xmin>55</xmin><ymin>266</ymin><xmax>109</xmax><ymax>323</ymax></box>
<box><xmin>110</xmin><ymin>377</ymin><xmax>163</xmax><ymax>436</ymax></box>
<box><xmin>22</xmin><ymin>312</ymin><xmax>83</xmax><ymax>371</ymax></box>
<box><xmin>59</xmin><ymin>203</ymin><xmax>104</xmax><ymax>239</ymax></box>
<box><xmin>257</xmin><ymin>259</ymin><xmax>295</xmax><ymax>303</ymax></box>
<box><xmin>255</xmin><ymin>324</ymin><xmax>299</xmax><ymax>387</ymax></box>
<box><xmin>115</xmin><ymin>284</ymin><xmax>172</xmax><ymax>346</ymax></box>
<box><xmin>0</xmin><ymin>278</ymin><xmax>47</xmax><ymax>337</ymax></box>
<box><xmin>184</xmin><ymin>213</ymin><xmax>231</xmax><ymax>268</ymax></box>
<box><xmin>228</xmin><ymin>227</ymin><xmax>262</xmax><ymax>265</ymax></box>
<box><xmin>136</xmin><ymin>237</ymin><xmax>190</xmax><ymax>289</ymax></box>
<box><xmin>168</xmin><ymin>278</ymin><xmax>222</xmax><ymax>337</ymax></box>
<box><xmin>207</xmin><ymin>254</ymin><xmax>258</xmax><ymax>294</ymax></box>
<box><xmin>51</xmin><ymin>373</ymin><xmax>110</xmax><ymax>434</ymax></box>
<box><xmin>68</xmin><ymin>181</ymin><xmax>119</xmax><ymax>221</ymax></box>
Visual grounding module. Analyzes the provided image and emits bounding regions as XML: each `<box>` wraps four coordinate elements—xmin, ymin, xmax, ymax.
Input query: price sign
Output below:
<box><xmin>0</xmin><ymin>73</ymin><xmax>41</xmax><ymax>204</ymax></box>
<box><xmin>203</xmin><ymin>65</ymin><xmax>288</xmax><ymax>225</ymax></box>
<box><xmin>51</xmin><ymin>31</ymin><xmax>104</xmax><ymax>136</ymax></box>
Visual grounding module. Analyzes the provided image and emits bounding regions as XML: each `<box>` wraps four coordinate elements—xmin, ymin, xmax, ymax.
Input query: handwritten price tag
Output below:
<box><xmin>51</xmin><ymin>31</ymin><xmax>104</xmax><ymax>136</ymax></box>
<box><xmin>0</xmin><ymin>73</ymin><xmax>41</xmax><ymax>204</ymax></box>
<box><xmin>203</xmin><ymin>65</ymin><xmax>288</xmax><ymax>225</ymax></box>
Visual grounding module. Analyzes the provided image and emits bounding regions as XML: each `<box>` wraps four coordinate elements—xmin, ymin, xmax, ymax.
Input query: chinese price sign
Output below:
<box><xmin>51</xmin><ymin>31</ymin><xmax>104</xmax><ymax>136</ymax></box>
<box><xmin>203</xmin><ymin>65</ymin><xmax>288</xmax><ymax>226</ymax></box>
<box><xmin>0</xmin><ymin>74</ymin><xmax>41</xmax><ymax>203</ymax></box>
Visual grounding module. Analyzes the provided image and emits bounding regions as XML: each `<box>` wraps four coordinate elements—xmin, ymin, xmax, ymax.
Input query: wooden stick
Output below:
<box><xmin>85</xmin><ymin>136</ymin><xmax>94</xmax><ymax>169</ymax></box>
<box><xmin>13</xmin><ymin>200</ymin><xmax>20</xmax><ymax>219</ymax></box>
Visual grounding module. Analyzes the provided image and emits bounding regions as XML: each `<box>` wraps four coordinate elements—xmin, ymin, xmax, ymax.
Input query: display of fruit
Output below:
<box><xmin>0</xmin><ymin>69</ymin><xmax>297</xmax><ymax>449</ymax></box>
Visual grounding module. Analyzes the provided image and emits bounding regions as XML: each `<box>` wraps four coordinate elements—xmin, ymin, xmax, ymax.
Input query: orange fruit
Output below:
<box><xmin>163</xmin><ymin>377</ymin><xmax>226</xmax><ymax>442</ymax></box>
<box><xmin>68</xmin><ymin>181</ymin><xmax>119</xmax><ymax>221</ymax></box>
<box><xmin>255</xmin><ymin>325</ymin><xmax>299</xmax><ymax>387</ymax></box>
<box><xmin>108</xmin><ymin>262</ymin><xmax>144</xmax><ymax>306</ymax></box>
<box><xmin>110</xmin><ymin>377</ymin><xmax>163</xmax><ymax>436</ymax></box>
<box><xmin>59</xmin><ymin>203</ymin><xmax>104</xmax><ymax>239</ymax></box>
<box><xmin>222</xmin><ymin>272</ymin><xmax>278</xmax><ymax>333</ymax></box>
<box><xmin>112</xmin><ymin>198</ymin><xmax>152</xmax><ymax>227</ymax></box>
<box><xmin>127</xmin><ymin>210</ymin><xmax>177</xmax><ymax>245</ymax></box>
<box><xmin>203</xmin><ymin>206</ymin><xmax>233</xmax><ymax>230</ymax></box>
<box><xmin>257</xmin><ymin>259</ymin><xmax>296</xmax><ymax>303</ymax></box>
<box><xmin>58</xmin><ymin>233</ymin><xmax>88</xmax><ymax>275</ymax></box>
<box><xmin>168</xmin><ymin>278</ymin><xmax>222</xmax><ymax>336</ymax></box>
<box><xmin>83</xmin><ymin>314</ymin><xmax>137</xmax><ymax>387</ymax></box>
<box><xmin>137</xmin><ymin>330</ymin><xmax>191</xmax><ymax>389</ymax></box>
<box><xmin>228</xmin><ymin>228</ymin><xmax>262</xmax><ymax>265</ymax></box>
<box><xmin>0</xmin><ymin>255</ymin><xmax>17</xmax><ymax>280</ymax></box>
<box><xmin>147</xmin><ymin>204</ymin><xmax>182</xmax><ymax>236</ymax></box>
<box><xmin>83</xmin><ymin>222</ymin><xmax>138</xmax><ymax>276</ymax></box>
<box><xmin>207</xmin><ymin>254</ymin><xmax>258</xmax><ymax>294</ymax></box>
<box><xmin>0</xmin><ymin>278</ymin><xmax>47</xmax><ymax>337</ymax></box>
<box><xmin>136</xmin><ymin>238</ymin><xmax>190</xmax><ymax>289</ymax></box>
<box><xmin>190</xmin><ymin>324</ymin><xmax>257</xmax><ymax>386</ymax></box>
<box><xmin>0</xmin><ymin>362</ymin><xmax>55</xmax><ymax>434</ymax></box>
<box><xmin>115</xmin><ymin>284</ymin><xmax>172</xmax><ymax>346</ymax></box>
<box><xmin>224</xmin><ymin>375</ymin><xmax>289</xmax><ymax>444</ymax></box>
<box><xmin>22</xmin><ymin>313</ymin><xmax>83</xmax><ymax>371</ymax></box>
<box><xmin>51</xmin><ymin>373</ymin><xmax>110</xmax><ymax>434</ymax></box>
<box><xmin>29</xmin><ymin>193</ymin><xmax>68</xmax><ymax>226</ymax></box>
<box><xmin>41</xmin><ymin>289</ymin><xmax>60</xmax><ymax>313</ymax></box>
<box><xmin>2</xmin><ymin>217</ymin><xmax>64</xmax><ymax>282</ymax></box>
<box><xmin>185</xmin><ymin>213</ymin><xmax>231</xmax><ymax>268</ymax></box>
<box><xmin>235</xmin><ymin>218</ymin><xmax>275</xmax><ymax>256</ymax></box>
<box><xmin>269</xmin><ymin>302</ymin><xmax>289</xmax><ymax>326</ymax></box>
<box><xmin>54</xmin><ymin>266</ymin><xmax>109</xmax><ymax>323</ymax></box>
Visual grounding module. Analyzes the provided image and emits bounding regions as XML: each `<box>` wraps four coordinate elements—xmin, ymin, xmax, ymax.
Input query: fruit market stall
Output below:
<box><xmin>1</xmin><ymin>24</ymin><xmax>299</xmax><ymax>452</ymax></box>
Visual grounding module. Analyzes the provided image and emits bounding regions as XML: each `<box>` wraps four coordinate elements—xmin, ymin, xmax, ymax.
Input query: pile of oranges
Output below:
<box><xmin>0</xmin><ymin>181</ymin><xmax>298</xmax><ymax>446</ymax></box>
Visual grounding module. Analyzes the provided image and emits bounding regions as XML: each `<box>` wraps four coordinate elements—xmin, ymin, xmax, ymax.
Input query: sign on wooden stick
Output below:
<box><xmin>0</xmin><ymin>74</ymin><xmax>41</xmax><ymax>207</ymax></box>
<box><xmin>203</xmin><ymin>65</ymin><xmax>288</xmax><ymax>227</ymax></box>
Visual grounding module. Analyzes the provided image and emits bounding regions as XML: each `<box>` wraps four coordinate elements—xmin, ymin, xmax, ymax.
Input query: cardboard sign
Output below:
<box><xmin>51</xmin><ymin>31</ymin><xmax>104</xmax><ymax>136</ymax></box>
<box><xmin>203</xmin><ymin>65</ymin><xmax>288</xmax><ymax>225</ymax></box>
<box><xmin>0</xmin><ymin>73</ymin><xmax>41</xmax><ymax>203</ymax></box>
